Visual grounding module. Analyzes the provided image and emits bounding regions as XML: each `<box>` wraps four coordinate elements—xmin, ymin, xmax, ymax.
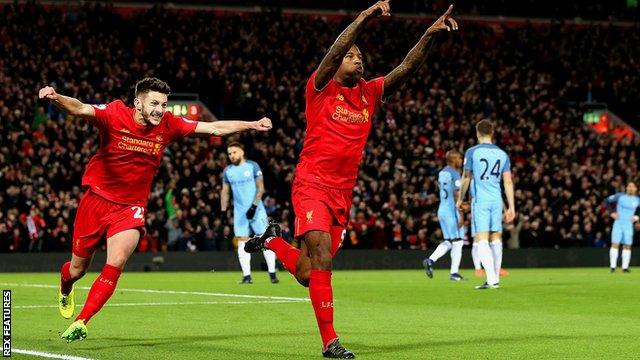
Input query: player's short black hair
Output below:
<box><xmin>135</xmin><ymin>77</ymin><xmax>171</xmax><ymax>97</ymax></box>
<box><xmin>445</xmin><ymin>150</ymin><xmax>462</xmax><ymax>163</ymax></box>
<box><xmin>227</xmin><ymin>141</ymin><xmax>244</xmax><ymax>150</ymax></box>
<box><xmin>476</xmin><ymin>119</ymin><xmax>495</xmax><ymax>137</ymax></box>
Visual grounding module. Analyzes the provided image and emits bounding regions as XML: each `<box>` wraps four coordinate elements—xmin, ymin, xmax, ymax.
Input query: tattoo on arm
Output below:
<box><xmin>315</xmin><ymin>15</ymin><xmax>368</xmax><ymax>90</ymax></box>
<box><xmin>383</xmin><ymin>32</ymin><xmax>437</xmax><ymax>97</ymax></box>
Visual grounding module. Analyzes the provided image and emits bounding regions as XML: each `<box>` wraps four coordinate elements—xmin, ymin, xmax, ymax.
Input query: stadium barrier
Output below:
<box><xmin>32</xmin><ymin>1</ymin><xmax>638</xmax><ymax>27</ymax></box>
<box><xmin>0</xmin><ymin>249</ymin><xmax>634</xmax><ymax>272</ymax></box>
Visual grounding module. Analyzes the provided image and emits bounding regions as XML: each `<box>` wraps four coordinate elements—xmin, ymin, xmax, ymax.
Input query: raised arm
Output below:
<box><xmin>314</xmin><ymin>0</ymin><xmax>391</xmax><ymax>90</ymax></box>
<box><xmin>383</xmin><ymin>5</ymin><xmax>458</xmax><ymax>97</ymax></box>
<box><xmin>503</xmin><ymin>171</ymin><xmax>516</xmax><ymax>223</ymax></box>
<box><xmin>194</xmin><ymin>117</ymin><xmax>272</xmax><ymax>136</ymax></box>
<box><xmin>38</xmin><ymin>86</ymin><xmax>96</xmax><ymax>119</ymax></box>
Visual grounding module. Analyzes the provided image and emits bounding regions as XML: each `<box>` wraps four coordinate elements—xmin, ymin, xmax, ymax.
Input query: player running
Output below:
<box><xmin>38</xmin><ymin>77</ymin><xmax>272</xmax><ymax>342</ymax></box>
<box><xmin>423</xmin><ymin>150</ymin><xmax>466</xmax><ymax>281</ymax></box>
<box><xmin>457</xmin><ymin>120</ymin><xmax>515</xmax><ymax>289</ymax></box>
<box><xmin>244</xmin><ymin>2</ymin><xmax>458</xmax><ymax>358</ymax></box>
<box><xmin>221</xmin><ymin>142</ymin><xmax>278</xmax><ymax>284</ymax></box>
<box><xmin>604</xmin><ymin>182</ymin><xmax>640</xmax><ymax>273</ymax></box>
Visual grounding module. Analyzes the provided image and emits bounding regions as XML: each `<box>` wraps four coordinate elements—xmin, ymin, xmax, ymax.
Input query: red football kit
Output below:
<box><xmin>72</xmin><ymin>100</ymin><xmax>197</xmax><ymax>257</ymax></box>
<box><xmin>293</xmin><ymin>71</ymin><xmax>384</xmax><ymax>255</ymax></box>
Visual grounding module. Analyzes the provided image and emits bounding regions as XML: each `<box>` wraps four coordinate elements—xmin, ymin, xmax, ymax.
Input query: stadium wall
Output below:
<box><xmin>0</xmin><ymin>249</ymin><xmax>634</xmax><ymax>272</ymax></box>
<box><xmin>7</xmin><ymin>0</ymin><xmax>636</xmax><ymax>27</ymax></box>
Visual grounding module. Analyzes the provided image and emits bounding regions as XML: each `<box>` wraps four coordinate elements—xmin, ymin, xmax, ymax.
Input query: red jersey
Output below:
<box><xmin>296</xmin><ymin>71</ymin><xmax>385</xmax><ymax>189</ymax></box>
<box><xmin>82</xmin><ymin>100</ymin><xmax>197</xmax><ymax>206</ymax></box>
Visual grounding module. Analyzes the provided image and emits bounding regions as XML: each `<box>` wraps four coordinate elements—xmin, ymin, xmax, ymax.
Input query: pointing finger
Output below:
<box><xmin>444</xmin><ymin>4</ymin><xmax>453</xmax><ymax>16</ymax></box>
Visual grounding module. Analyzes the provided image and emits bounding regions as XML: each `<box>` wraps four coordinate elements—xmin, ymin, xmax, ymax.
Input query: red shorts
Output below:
<box><xmin>72</xmin><ymin>189</ymin><xmax>146</xmax><ymax>258</ymax></box>
<box><xmin>292</xmin><ymin>178</ymin><xmax>352</xmax><ymax>256</ymax></box>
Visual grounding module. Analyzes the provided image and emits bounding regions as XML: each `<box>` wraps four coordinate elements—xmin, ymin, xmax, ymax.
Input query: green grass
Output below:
<box><xmin>3</xmin><ymin>268</ymin><xmax>640</xmax><ymax>359</ymax></box>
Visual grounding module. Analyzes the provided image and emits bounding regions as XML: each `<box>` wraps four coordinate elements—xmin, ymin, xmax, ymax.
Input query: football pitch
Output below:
<box><xmin>2</xmin><ymin>268</ymin><xmax>639</xmax><ymax>359</ymax></box>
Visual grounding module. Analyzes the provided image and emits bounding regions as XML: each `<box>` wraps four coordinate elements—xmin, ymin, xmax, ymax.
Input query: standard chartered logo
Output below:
<box><xmin>117</xmin><ymin>135</ymin><xmax>162</xmax><ymax>155</ymax></box>
<box><xmin>331</xmin><ymin>105</ymin><xmax>368</xmax><ymax>123</ymax></box>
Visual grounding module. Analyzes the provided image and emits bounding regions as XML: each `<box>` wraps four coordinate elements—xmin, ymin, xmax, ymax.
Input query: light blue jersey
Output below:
<box><xmin>464</xmin><ymin>143</ymin><xmax>510</xmax><ymax>233</ymax></box>
<box><xmin>437</xmin><ymin>166</ymin><xmax>464</xmax><ymax>240</ymax></box>
<box><xmin>606</xmin><ymin>193</ymin><xmax>640</xmax><ymax>245</ymax></box>
<box><xmin>223</xmin><ymin>160</ymin><xmax>268</xmax><ymax>237</ymax></box>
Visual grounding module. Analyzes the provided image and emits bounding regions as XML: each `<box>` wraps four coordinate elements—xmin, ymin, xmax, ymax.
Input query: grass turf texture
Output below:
<box><xmin>3</xmin><ymin>268</ymin><xmax>640</xmax><ymax>359</ymax></box>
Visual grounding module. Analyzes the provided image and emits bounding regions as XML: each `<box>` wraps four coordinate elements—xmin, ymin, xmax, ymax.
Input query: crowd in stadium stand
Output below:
<box><xmin>1</xmin><ymin>3</ymin><xmax>639</xmax><ymax>254</ymax></box>
<box><xmin>133</xmin><ymin>0</ymin><xmax>640</xmax><ymax>22</ymax></box>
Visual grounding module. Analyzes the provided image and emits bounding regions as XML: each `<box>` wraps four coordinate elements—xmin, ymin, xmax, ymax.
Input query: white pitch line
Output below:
<box><xmin>14</xmin><ymin>299</ymin><xmax>301</xmax><ymax>309</ymax></box>
<box><xmin>0</xmin><ymin>282</ymin><xmax>309</xmax><ymax>302</ymax></box>
<box><xmin>13</xmin><ymin>348</ymin><xmax>95</xmax><ymax>360</ymax></box>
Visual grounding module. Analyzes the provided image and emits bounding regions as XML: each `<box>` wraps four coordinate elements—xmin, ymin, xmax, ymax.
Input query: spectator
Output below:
<box><xmin>1</xmin><ymin>3</ymin><xmax>638</xmax><ymax>252</ymax></box>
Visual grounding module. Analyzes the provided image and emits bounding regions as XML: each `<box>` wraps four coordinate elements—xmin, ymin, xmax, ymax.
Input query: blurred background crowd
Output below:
<box><xmin>1</xmin><ymin>2</ymin><xmax>639</xmax><ymax>253</ymax></box>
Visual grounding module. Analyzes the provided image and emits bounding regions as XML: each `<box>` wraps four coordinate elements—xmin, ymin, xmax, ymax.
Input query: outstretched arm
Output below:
<box><xmin>194</xmin><ymin>117</ymin><xmax>272</xmax><ymax>136</ymax></box>
<box><xmin>38</xmin><ymin>86</ymin><xmax>96</xmax><ymax>119</ymax></box>
<box><xmin>314</xmin><ymin>0</ymin><xmax>391</xmax><ymax>90</ymax></box>
<box><xmin>383</xmin><ymin>5</ymin><xmax>458</xmax><ymax>97</ymax></box>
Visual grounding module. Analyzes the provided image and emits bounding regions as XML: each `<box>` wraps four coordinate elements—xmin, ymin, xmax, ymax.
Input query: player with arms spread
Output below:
<box><xmin>457</xmin><ymin>120</ymin><xmax>515</xmax><ymax>289</ymax></box>
<box><xmin>38</xmin><ymin>77</ymin><xmax>272</xmax><ymax>342</ymax></box>
<box><xmin>244</xmin><ymin>2</ymin><xmax>458</xmax><ymax>358</ymax></box>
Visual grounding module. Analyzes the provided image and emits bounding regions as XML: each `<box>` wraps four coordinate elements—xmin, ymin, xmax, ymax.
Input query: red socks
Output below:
<box><xmin>268</xmin><ymin>239</ymin><xmax>337</xmax><ymax>347</ymax></box>
<box><xmin>309</xmin><ymin>270</ymin><xmax>337</xmax><ymax>349</ymax></box>
<box><xmin>76</xmin><ymin>264</ymin><xmax>122</xmax><ymax>324</ymax></box>
<box><xmin>266</xmin><ymin>237</ymin><xmax>300</xmax><ymax>275</ymax></box>
<box><xmin>60</xmin><ymin>262</ymin><xmax>74</xmax><ymax>295</ymax></box>
<box><xmin>267</xmin><ymin>240</ymin><xmax>337</xmax><ymax>348</ymax></box>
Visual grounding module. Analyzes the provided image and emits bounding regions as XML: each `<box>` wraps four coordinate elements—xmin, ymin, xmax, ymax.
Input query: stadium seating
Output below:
<box><xmin>1</xmin><ymin>3</ymin><xmax>638</xmax><ymax>253</ymax></box>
